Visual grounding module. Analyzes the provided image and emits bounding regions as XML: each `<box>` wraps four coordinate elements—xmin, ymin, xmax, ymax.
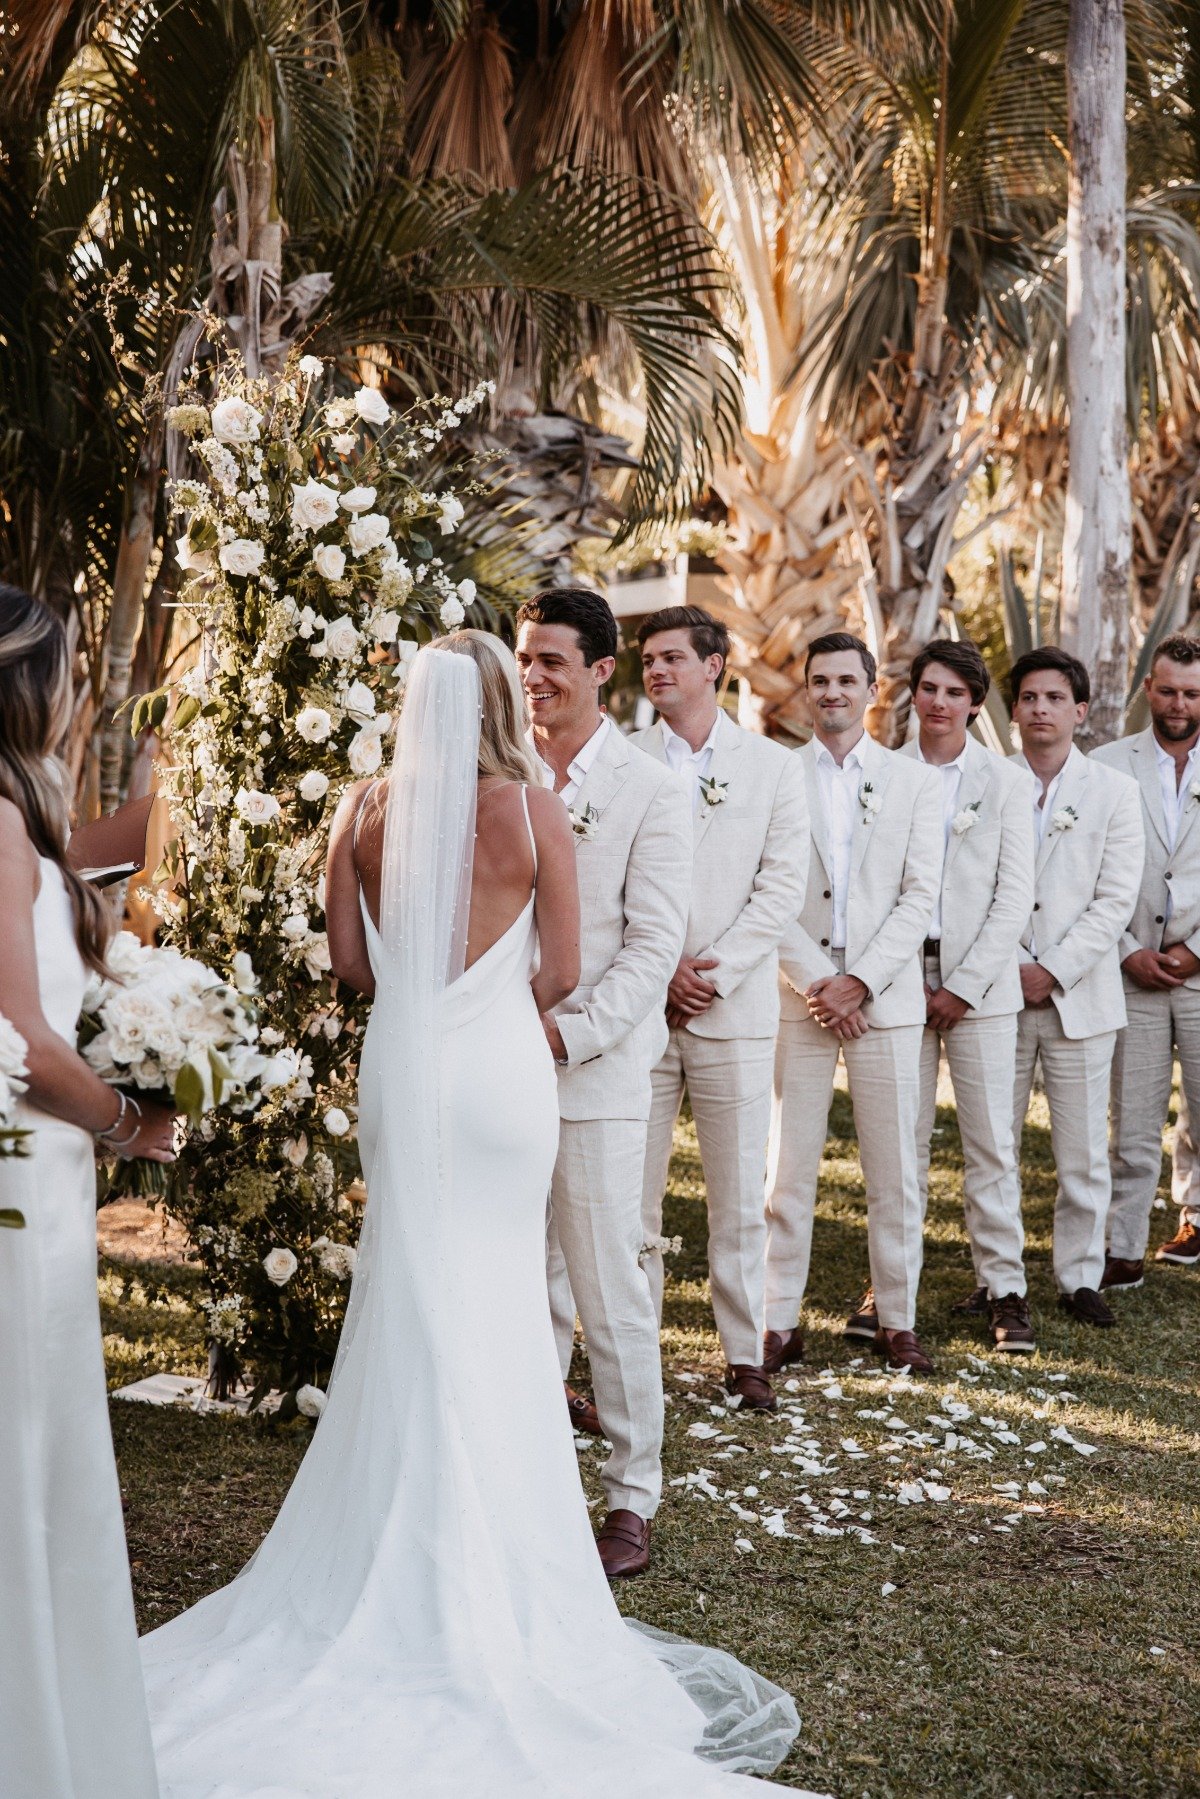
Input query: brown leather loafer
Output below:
<box><xmin>724</xmin><ymin>1364</ymin><xmax>777</xmax><ymax>1412</ymax></box>
<box><xmin>565</xmin><ymin>1383</ymin><xmax>601</xmax><ymax>1436</ymax></box>
<box><xmin>844</xmin><ymin>1287</ymin><xmax>879</xmax><ymax>1341</ymax></box>
<box><xmin>762</xmin><ymin>1326</ymin><xmax>805</xmax><ymax>1374</ymax></box>
<box><xmin>988</xmin><ymin>1291</ymin><xmax>1036</xmax><ymax>1354</ymax></box>
<box><xmin>1156</xmin><ymin>1221</ymin><xmax>1200</xmax><ymax>1265</ymax></box>
<box><xmin>1058</xmin><ymin>1287</ymin><xmax>1115</xmax><ymax>1327</ymax></box>
<box><xmin>1099</xmin><ymin>1254</ymin><xmax>1144</xmax><ymax>1292</ymax></box>
<box><xmin>873</xmin><ymin>1327</ymin><xmax>934</xmax><ymax>1374</ymax></box>
<box><xmin>596</xmin><ymin>1509</ymin><xmax>651</xmax><ymax>1578</ymax></box>
<box><xmin>951</xmin><ymin>1284</ymin><xmax>989</xmax><ymax>1317</ymax></box>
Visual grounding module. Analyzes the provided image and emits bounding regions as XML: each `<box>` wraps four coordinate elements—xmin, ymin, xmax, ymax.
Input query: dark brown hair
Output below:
<box><xmin>910</xmin><ymin>638</ymin><xmax>990</xmax><ymax>714</ymax></box>
<box><xmin>804</xmin><ymin>631</ymin><xmax>876</xmax><ymax>683</ymax></box>
<box><xmin>1008</xmin><ymin>645</ymin><xmax>1090</xmax><ymax>707</ymax></box>
<box><xmin>1151</xmin><ymin>634</ymin><xmax>1200</xmax><ymax>673</ymax></box>
<box><xmin>636</xmin><ymin>604</ymin><xmax>730</xmax><ymax>677</ymax></box>
<box><xmin>516</xmin><ymin>586</ymin><xmax>618</xmax><ymax>666</ymax></box>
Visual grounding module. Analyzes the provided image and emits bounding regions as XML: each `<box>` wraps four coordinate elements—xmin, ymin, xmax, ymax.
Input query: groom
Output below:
<box><xmin>517</xmin><ymin>587</ymin><xmax>692</xmax><ymax>1578</ymax></box>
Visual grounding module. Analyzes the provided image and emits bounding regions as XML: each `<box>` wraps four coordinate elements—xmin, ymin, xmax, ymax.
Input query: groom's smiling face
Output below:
<box><xmin>516</xmin><ymin>621</ymin><xmax>607</xmax><ymax>734</ymax></box>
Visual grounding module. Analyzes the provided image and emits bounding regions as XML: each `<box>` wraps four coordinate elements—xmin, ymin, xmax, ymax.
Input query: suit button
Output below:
<box><xmin>821</xmin><ymin>938</ymin><xmax>830</xmax><ymax>948</ymax></box>
<box><xmin>1167</xmin><ymin>872</ymin><xmax>1173</xmax><ymax>879</ymax></box>
<box><xmin>1033</xmin><ymin>901</ymin><xmax>1040</xmax><ymax>911</ymax></box>
<box><xmin>823</xmin><ymin>889</ymin><xmax>831</xmax><ymax>899</ymax></box>
<box><xmin>1156</xmin><ymin>914</ymin><xmax>1165</xmax><ymax>924</ymax></box>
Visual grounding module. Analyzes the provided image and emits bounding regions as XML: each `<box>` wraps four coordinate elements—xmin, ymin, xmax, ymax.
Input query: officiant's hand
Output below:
<box><xmin>806</xmin><ymin>973</ymin><xmax>868</xmax><ymax>1026</ymax></box>
<box><xmin>541</xmin><ymin>1013</ymin><xmax>568</xmax><ymax>1064</ymax></box>
<box><xmin>667</xmin><ymin>957</ymin><xmax>718</xmax><ymax>1018</ymax></box>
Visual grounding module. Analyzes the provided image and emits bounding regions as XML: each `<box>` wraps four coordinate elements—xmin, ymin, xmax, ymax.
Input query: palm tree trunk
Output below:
<box><xmin>1061</xmin><ymin>0</ymin><xmax>1130</xmax><ymax>748</ymax></box>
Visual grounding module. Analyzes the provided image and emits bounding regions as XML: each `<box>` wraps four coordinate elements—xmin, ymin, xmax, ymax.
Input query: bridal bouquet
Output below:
<box><xmin>0</xmin><ymin>1015</ymin><xmax>33</xmax><ymax>1223</ymax></box>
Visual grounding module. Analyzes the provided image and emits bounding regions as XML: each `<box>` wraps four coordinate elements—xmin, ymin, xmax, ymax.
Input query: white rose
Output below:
<box><xmin>296</xmin><ymin>1384</ymin><xmax>326</xmax><ymax>1419</ymax></box>
<box><xmin>343</xmin><ymin>679</ymin><xmax>376</xmax><ymax>723</ymax></box>
<box><xmin>299</xmin><ymin>770</ymin><xmax>330</xmax><ymax>803</ymax></box>
<box><xmin>230</xmin><ymin>951</ymin><xmax>258</xmax><ymax>994</ymax></box>
<box><xmin>210</xmin><ymin>396</ymin><xmax>263</xmax><ymax>445</ymax></box>
<box><xmin>263</xmin><ymin>1247</ymin><xmax>298</xmax><ymax>1286</ymax></box>
<box><xmin>234</xmin><ymin>788</ymin><xmax>281</xmax><ymax>826</ymax></box>
<box><xmin>313</xmin><ymin>543</ymin><xmax>346</xmax><ymax>582</ymax></box>
<box><xmin>176</xmin><ymin>534</ymin><xmax>213</xmax><ymax>574</ymax></box>
<box><xmin>281</xmin><ymin>913</ymin><xmax>310</xmax><ymax>942</ymax></box>
<box><xmin>339</xmin><ymin>485</ymin><xmax>376</xmax><ymax>514</ymax></box>
<box><xmin>354</xmin><ymin>386</ymin><xmax>390</xmax><ymax>426</ymax></box>
<box><xmin>298</xmin><ymin>354</ymin><xmax>324</xmax><ymax>379</ymax></box>
<box><xmin>457</xmin><ymin>578</ymin><xmax>476</xmax><ymax>605</ymax></box>
<box><xmin>370</xmin><ymin>610</ymin><xmax>401</xmax><ymax>642</ymax></box>
<box><xmin>436</xmin><ymin>494</ymin><xmax>465</xmax><ymax>535</ymax></box>
<box><xmin>439</xmin><ymin>595</ymin><xmax>465</xmax><ymax>630</ymax></box>
<box><xmin>347</xmin><ymin>513</ymin><xmax>392</xmax><ymax>557</ymax></box>
<box><xmin>294</xmin><ymin>705</ymin><xmax>333</xmax><ymax>743</ymax></box>
<box><xmin>348</xmin><ymin>724</ymin><xmax>385</xmax><ymax>777</ymax></box>
<box><xmin>302</xmin><ymin>934</ymin><xmax>332</xmax><ymax>979</ymax></box>
<box><xmin>291</xmin><ymin>478</ymin><xmax>340</xmax><ymax>532</ymax></box>
<box><xmin>323</xmin><ymin>1106</ymin><xmax>350</xmax><ymax>1137</ymax></box>
<box><xmin>219</xmin><ymin>538</ymin><xmax>265</xmax><ymax>577</ymax></box>
<box><xmin>320</xmin><ymin>616</ymin><xmax>360</xmax><ymax>661</ymax></box>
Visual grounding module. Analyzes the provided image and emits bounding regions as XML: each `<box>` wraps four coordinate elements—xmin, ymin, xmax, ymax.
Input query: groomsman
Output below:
<box><xmin>899</xmin><ymin>640</ymin><xmax>1037</xmax><ymax>1351</ymax></box>
<box><xmin>517</xmin><ymin>587</ymin><xmax>691</xmax><ymax>1578</ymax></box>
<box><xmin>1091</xmin><ymin>635</ymin><xmax>1200</xmax><ymax>1286</ymax></box>
<box><xmin>765</xmin><ymin>633</ymin><xmax>942</xmax><ymax>1373</ymax></box>
<box><xmin>1166</xmin><ymin>1099</ymin><xmax>1200</xmax><ymax>1265</ymax></box>
<box><xmin>1010</xmin><ymin>647</ymin><xmax>1144</xmax><ymax>1327</ymax></box>
<box><xmin>632</xmin><ymin>605</ymin><xmax>809</xmax><ymax>1412</ymax></box>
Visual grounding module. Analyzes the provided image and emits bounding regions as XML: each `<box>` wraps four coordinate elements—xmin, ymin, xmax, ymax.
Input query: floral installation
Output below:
<box><xmin>859</xmin><ymin>780</ymin><xmax>882</xmax><ymax>820</ymax></box>
<box><xmin>0</xmin><ymin>1014</ymin><xmax>33</xmax><ymax>1224</ymax></box>
<box><xmin>1051</xmin><ymin>804</ymin><xmax>1079</xmax><ymax>833</ymax></box>
<box><xmin>699</xmin><ymin>775</ymin><xmax>728</xmax><ymax>808</ymax></box>
<box><xmin>951</xmin><ymin>800</ymin><xmax>982</xmax><ymax>836</ymax></box>
<box><xmin>139</xmin><ymin>346</ymin><xmax>494</xmax><ymax>1398</ymax></box>
<box><xmin>568</xmin><ymin>802</ymin><xmax>601</xmax><ymax>841</ymax></box>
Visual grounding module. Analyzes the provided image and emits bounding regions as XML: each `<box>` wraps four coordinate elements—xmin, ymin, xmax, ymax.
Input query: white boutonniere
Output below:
<box><xmin>859</xmin><ymin>780</ymin><xmax>882</xmax><ymax>821</ymax></box>
<box><xmin>568</xmin><ymin>802</ymin><xmax>600</xmax><ymax>842</ymax></box>
<box><xmin>1189</xmin><ymin>778</ymin><xmax>1200</xmax><ymax>805</ymax></box>
<box><xmin>951</xmin><ymin>800</ymin><xmax>982</xmax><ymax>836</ymax></box>
<box><xmin>699</xmin><ymin>775</ymin><xmax>728</xmax><ymax>808</ymax></box>
<box><xmin>1051</xmin><ymin>804</ymin><xmax>1078</xmax><ymax>833</ymax></box>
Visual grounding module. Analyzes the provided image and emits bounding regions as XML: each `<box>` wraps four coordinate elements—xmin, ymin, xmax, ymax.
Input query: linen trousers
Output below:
<box><xmin>1170</xmin><ymin>1090</ymin><xmax>1200</xmax><ymax>1225</ymax></box>
<box><xmin>641</xmin><ymin>1028</ymin><xmax>775</xmax><ymax>1367</ymax></box>
<box><xmin>764</xmin><ymin>1005</ymin><xmax>924</xmax><ymax>1333</ymax></box>
<box><xmin>546</xmin><ymin>1115</ymin><xmax>664</xmax><ymax>1520</ymax></box>
<box><xmin>1013</xmin><ymin>1004</ymin><xmax>1115</xmax><ymax>1293</ymax></box>
<box><xmin>1109</xmin><ymin>982</ymin><xmax>1200</xmax><ymax>1258</ymax></box>
<box><xmin>918</xmin><ymin>955</ymin><xmax>1026</xmax><ymax>1297</ymax></box>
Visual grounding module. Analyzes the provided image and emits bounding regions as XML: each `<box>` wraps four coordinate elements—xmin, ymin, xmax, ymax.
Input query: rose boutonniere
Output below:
<box><xmin>1189</xmin><ymin>778</ymin><xmax>1200</xmax><ymax>805</ymax></box>
<box><xmin>568</xmin><ymin>802</ymin><xmax>600</xmax><ymax>842</ymax></box>
<box><xmin>1051</xmin><ymin>804</ymin><xmax>1078</xmax><ymax>833</ymax></box>
<box><xmin>859</xmin><ymin>780</ymin><xmax>882</xmax><ymax>821</ymax></box>
<box><xmin>951</xmin><ymin>800</ymin><xmax>982</xmax><ymax>836</ymax></box>
<box><xmin>699</xmin><ymin>775</ymin><xmax>728</xmax><ymax>808</ymax></box>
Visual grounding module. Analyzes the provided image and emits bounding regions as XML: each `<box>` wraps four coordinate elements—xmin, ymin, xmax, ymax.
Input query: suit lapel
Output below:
<box><xmin>1033</xmin><ymin>744</ymin><xmax>1087</xmax><ymax>878</ymax></box>
<box><xmin>800</xmin><ymin>740</ymin><xmax>831</xmax><ymax>877</ymax></box>
<box><xmin>941</xmin><ymin>738</ymin><xmax>988</xmax><ymax>878</ymax></box>
<box><xmin>694</xmin><ymin>713</ymin><xmax>739</xmax><ymax>843</ymax></box>
<box><xmin>849</xmin><ymin>735</ymin><xmax>890</xmax><ymax>879</ymax></box>
<box><xmin>1131</xmin><ymin>733</ymin><xmax>1170</xmax><ymax>854</ymax></box>
<box><xmin>573</xmin><ymin>722</ymin><xmax>629</xmax><ymax>822</ymax></box>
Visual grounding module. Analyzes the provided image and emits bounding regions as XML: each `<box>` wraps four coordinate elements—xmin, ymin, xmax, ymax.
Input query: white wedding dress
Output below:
<box><xmin>143</xmin><ymin>649</ymin><xmax>817</xmax><ymax>1798</ymax></box>
<box><xmin>0</xmin><ymin>856</ymin><xmax>159</xmax><ymax>1799</ymax></box>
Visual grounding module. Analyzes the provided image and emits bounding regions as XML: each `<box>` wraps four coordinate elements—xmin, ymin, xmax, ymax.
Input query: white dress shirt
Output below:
<box><xmin>531</xmin><ymin>715</ymin><xmax>611</xmax><ymax>804</ymax></box>
<box><xmin>815</xmin><ymin>735</ymin><xmax>866</xmax><ymax>951</ymax></box>
<box><xmin>661</xmin><ymin>712</ymin><xmax>722</xmax><ymax>814</ymax></box>
<box><xmin>1154</xmin><ymin>735</ymin><xmax>1200</xmax><ymax>921</ymax></box>
<box><xmin>915</xmin><ymin>739</ymin><xmax>967</xmax><ymax>941</ymax></box>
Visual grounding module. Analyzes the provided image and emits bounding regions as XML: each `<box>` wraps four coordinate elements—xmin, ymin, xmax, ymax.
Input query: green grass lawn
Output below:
<box><xmin>105</xmin><ymin>1087</ymin><xmax>1200</xmax><ymax>1798</ymax></box>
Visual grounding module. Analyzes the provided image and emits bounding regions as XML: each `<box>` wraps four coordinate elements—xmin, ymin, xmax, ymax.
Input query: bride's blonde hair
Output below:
<box><xmin>431</xmin><ymin>630</ymin><xmax>542</xmax><ymax>787</ymax></box>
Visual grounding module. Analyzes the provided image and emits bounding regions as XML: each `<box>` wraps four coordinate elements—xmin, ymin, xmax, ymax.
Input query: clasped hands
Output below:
<box><xmin>1123</xmin><ymin>944</ymin><xmax>1200</xmax><ymax>992</ymax></box>
<box><xmin>666</xmin><ymin>956</ymin><xmax>720</xmax><ymax>1029</ymax></box>
<box><xmin>805</xmin><ymin>973</ymin><xmax>869</xmax><ymax>1039</ymax></box>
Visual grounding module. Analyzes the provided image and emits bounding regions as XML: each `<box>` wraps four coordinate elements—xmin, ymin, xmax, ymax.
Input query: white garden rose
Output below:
<box><xmin>344</xmin><ymin>679</ymin><xmax>376</xmax><ymax>723</ymax></box>
<box><xmin>339</xmin><ymin>485</ymin><xmax>376</xmax><ymax>513</ymax></box>
<box><xmin>354</xmin><ymin>386</ymin><xmax>390</xmax><ymax>426</ymax></box>
<box><xmin>312</xmin><ymin>543</ymin><xmax>346</xmax><ymax>582</ymax></box>
<box><xmin>348</xmin><ymin>723</ymin><xmax>386</xmax><ymax>776</ymax></box>
<box><xmin>175</xmin><ymin>534</ymin><xmax>213</xmax><ymax>574</ymax></box>
<box><xmin>230</xmin><ymin>951</ymin><xmax>258</xmax><ymax>994</ymax></box>
<box><xmin>210</xmin><ymin>396</ymin><xmax>263</xmax><ymax>445</ymax></box>
<box><xmin>295</xmin><ymin>1383</ymin><xmax>326</xmax><ymax>1418</ymax></box>
<box><xmin>294</xmin><ymin>705</ymin><xmax>333</xmax><ymax>743</ymax></box>
<box><xmin>298</xmin><ymin>770</ymin><xmax>330</xmax><ymax>803</ymax></box>
<box><xmin>346</xmin><ymin>512</ymin><xmax>392</xmax><ymax>557</ymax></box>
<box><xmin>290</xmin><ymin>478</ymin><xmax>340</xmax><ymax>532</ymax></box>
<box><xmin>219</xmin><ymin>537</ymin><xmax>265</xmax><ymax>577</ymax></box>
<box><xmin>302</xmin><ymin>934</ymin><xmax>332</xmax><ymax>979</ymax></box>
<box><xmin>457</xmin><ymin>578</ymin><xmax>476</xmax><ymax>605</ymax></box>
<box><xmin>439</xmin><ymin>595</ymin><xmax>465</xmax><ymax>630</ymax></box>
<box><xmin>436</xmin><ymin>493</ymin><xmax>464</xmax><ymax>534</ymax></box>
<box><xmin>234</xmin><ymin>787</ymin><xmax>281</xmax><ymax>826</ymax></box>
<box><xmin>298</xmin><ymin>355</ymin><xmax>324</xmax><ymax>379</ymax></box>
<box><xmin>320</xmin><ymin>615</ymin><xmax>360</xmax><ymax>661</ymax></box>
<box><xmin>312</xmin><ymin>1236</ymin><xmax>357</xmax><ymax>1280</ymax></box>
<box><xmin>263</xmin><ymin>1247</ymin><xmax>298</xmax><ymax>1286</ymax></box>
<box><xmin>281</xmin><ymin>914</ymin><xmax>310</xmax><ymax>943</ymax></box>
<box><xmin>323</xmin><ymin>1106</ymin><xmax>351</xmax><ymax>1137</ymax></box>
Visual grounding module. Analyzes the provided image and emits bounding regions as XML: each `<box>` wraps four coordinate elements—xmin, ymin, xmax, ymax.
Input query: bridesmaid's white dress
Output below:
<box><xmin>142</xmin><ymin>796</ymin><xmax>818</xmax><ymax>1797</ymax></box>
<box><xmin>0</xmin><ymin>857</ymin><xmax>159</xmax><ymax>1799</ymax></box>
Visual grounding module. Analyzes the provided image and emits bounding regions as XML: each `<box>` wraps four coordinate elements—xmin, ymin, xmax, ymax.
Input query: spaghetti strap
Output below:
<box><xmin>520</xmin><ymin>785</ymin><xmax>538</xmax><ymax>879</ymax></box>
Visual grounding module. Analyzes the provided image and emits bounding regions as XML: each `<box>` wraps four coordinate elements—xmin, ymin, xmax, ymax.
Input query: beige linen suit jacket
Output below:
<box><xmin>898</xmin><ymin>735</ymin><xmax>1035</xmax><ymax>1016</ymax></box>
<box><xmin>778</xmin><ymin>734</ymin><xmax>942</xmax><ymax>1030</ymax></box>
<box><xmin>1014</xmin><ymin>744</ymin><xmax>1144</xmax><ymax>1039</ymax></box>
<box><xmin>1090</xmin><ymin>728</ymin><xmax>1200</xmax><ymax>987</ymax></box>
<box><xmin>630</xmin><ymin>712</ymin><xmax>809</xmax><ymax>1040</ymax></box>
<box><xmin>551</xmin><ymin>727</ymin><xmax>692</xmax><ymax>1121</ymax></box>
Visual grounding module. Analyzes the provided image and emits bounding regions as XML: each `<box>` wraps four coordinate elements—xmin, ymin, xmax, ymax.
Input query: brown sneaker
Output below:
<box><xmin>1156</xmin><ymin>1221</ymin><xmax>1200</xmax><ymax>1265</ymax></box>
<box><xmin>1058</xmin><ymin>1287</ymin><xmax>1116</xmax><ymax>1327</ymax></box>
<box><xmin>873</xmin><ymin>1327</ymin><xmax>934</xmax><ymax>1374</ymax></box>
<box><xmin>565</xmin><ymin>1383</ymin><xmax>601</xmax><ymax>1436</ymax></box>
<box><xmin>724</xmin><ymin>1364</ymin><xmax>777</xmax><ymax>1412</ymax></box>
<box><xmin>596</xmin><ymin>1509</ymin><xmax>651</xmax><ymax>1578</ymax></box>
<box><xmin>951</xmin><ymin>1284</ymin><xmax>989</xmax><ymax>1317</ymax></box>
<box><xmin>1099</xmin><ymin>1254</ymin><xmax>1144</xmax><ymax>1291</ymax></box>
<box><xmin>988</xmin><ymin>1292</ymin><xmax>1036</xmax><ymax>1354</ymax></box>
<box><xmin>844</xmin><ymin>1288</ymin><xmax>879</xmax><ymax>1341</ymax></box>
<box><xmin>762</xmin><ymin>1326</ymin><xmax>805</xmax><ymax>1374</ymax></box>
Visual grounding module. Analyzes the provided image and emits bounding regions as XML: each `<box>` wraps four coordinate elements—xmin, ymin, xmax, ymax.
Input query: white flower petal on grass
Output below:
<box><xmin>263</xmin><ymin>1247</ymin><xmax>298</xmax><ymax>1286</ymax></box>
<box><xmin>354</xmin><ymin>387</ymin><xmax>390</xmax><ymax>426</ymax></box>
<box><xmin>733</xmin><ymin>1538</ymin><xmax>755</xmax><ymax>1555</ymax></box>
<box><xmin>881</xmin><ymin>1582</ymin><xmax>898</xmax><ymax>1597</ymax></box>
<box><xmin>457</xmin><ymin>578</ymin><xmax>476</xmax><ymax>604</ymax></box>
<box><xmin>296</xmin><ymin>1384</ymin><xmax>326</xmax><ymax>1418</ymax></box>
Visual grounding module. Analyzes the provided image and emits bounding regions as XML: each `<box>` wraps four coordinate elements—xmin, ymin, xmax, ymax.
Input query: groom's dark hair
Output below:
<box><xmin>517</xmin><ymin>586</ymin><xmax>619</xmax><ymax>666</ymax></box>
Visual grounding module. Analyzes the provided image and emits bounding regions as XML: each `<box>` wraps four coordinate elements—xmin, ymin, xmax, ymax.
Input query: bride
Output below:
<box><xmin>142</xmin><ymin>630</ymin><xmax>820</xmax><ymax>1798</ymax></box>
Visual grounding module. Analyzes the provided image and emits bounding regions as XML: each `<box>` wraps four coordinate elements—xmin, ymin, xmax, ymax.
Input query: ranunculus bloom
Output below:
<box><xmin>291</xmin><ymin>478</ymin><xmax>340</xmax><ymax>533</ymax></box>
<box><xmin>338</xmin><ymin>485</ymin><xmax>376</xmax><ymax>514</ymax></box>
<box><xmin>347</xmin><ymin>513</ymin><xmax>392</xmax><ymax>557</ymax></box>
<box><xmin>313</xmin><ymin>543</ymin><xmax>346</xmax><ymax>582</ymax></box>
<box><xmin>439</xmin><ymin>595</ymin><xmax>465</xmax><ymax>630</ymax></box>
<box><xmin>298</xmin><ymin>770</ymin><xmax>330</xmax><ymax>803</ymax></box>
<box><xmin>294</xmin><ymin>705</ymin><xmax>333</xmax><ymax>743</ymax></box>
<box><xmin>457</xmin><ymin>578</ymin><xmax>477</xmax><ymax>605</ymax></box>
<box><xmin>219</xmin><ymin>538</ymin><xmax>265</xmax><ymax>577</ymax></box>
<box><xmin>323</xmin><ymin>1106</ymin><xmax>351</xmax><ymax>1137</ymax></box>
<box><xmin>354</xmin><ymin>386</ymin><xmax>390</xmax><ymax>426</ymax></box>
<box><xmin>210</xmin><ymin>397</ymin><xmax>263</xmax><ymax>445</ymax></box>
<box><xmin>263</xmin><ymin>1246</ymin><xmax>298</xmax><ymax>1286</ymax></box>
<box><xmin>234</xmin><ymin>788</ymin><xmax>281</xmax><ymax>826</ymax></box>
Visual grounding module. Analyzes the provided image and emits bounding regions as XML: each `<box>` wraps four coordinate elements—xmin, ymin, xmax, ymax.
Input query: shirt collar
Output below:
<box><xmin>1153</xmin><ymin>734</ymin><xmax>1200</xmax><ymax>776</ymax></box>
<box><xmin>661</xmin><ymin>712</ymin><xmax>722</xmax><ymax>762</ymax></box>
<box><xmin>915</xmin><ymin>738</ymin><xmax>969</xmax><ymax>773</ymax></box>
<box><xmin>815</xmin><ymin>735</ymin><xmax>865</xmax><ymax>773</ymax></box>
<box><xmin>567</xmin><ymin>714</ymin><xmax>611</xmax><ymax>782</ymax></box>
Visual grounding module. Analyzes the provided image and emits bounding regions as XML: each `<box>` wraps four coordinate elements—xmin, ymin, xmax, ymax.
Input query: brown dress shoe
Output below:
<box><xmin>1100</xmin><ymin>1254</ymin><xmax>1144</xmax><ymax>1292</ymax></box>
<box><xmin>762</xmin><ymin>1326</ymin><xmax>805</xmax><ymax>1374</ymax></box>
<box><xmin>724</xmin><ymin>1364</ymin><xmax>777</xmax><ymax>1412</ymax></box>
<box><xmin>873</xmin><ymin>1327</ymin><xmax>934</xmax><ymax>1373</ymax></box>
<box><xmin>596</xmin><ymin>1509</ymin><xmax>651</xmax><ymax>1578</ymax></box>
<box><xmin>951</xmin><ymin>1284</ymin><xmax>989</xmax><ymax>1317</ymax></box>
<box><xmin>844</xmin><ymin>1288</ymin><xmax>878</xmax><ymax>1341</ymax></box>
<box><xmin>988</xmin><ymin>1292</ymin><xmax>1036</xmax><ymax>1354</ymax></box>
<box><xmin>1058</xmin><ymin>1287</ymin><xmax>1116</xmax><ymax>1327</ymax></box>
<box><xmin>1156</xmin><ymin>1221</ymin><xmax>1200</xmax><ymax>1265</ymax></box>
<box><xmin>565</xmin><ymin>1383</ymin><xmax>601</xmax><ymax>1436</ymax></box>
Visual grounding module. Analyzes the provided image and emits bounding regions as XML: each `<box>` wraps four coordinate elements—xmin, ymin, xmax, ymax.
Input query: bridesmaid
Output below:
<box><xmin>0</xmin><ymin>586</ymin><xmax>173</xmax><ymax>1799</ymax></box>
